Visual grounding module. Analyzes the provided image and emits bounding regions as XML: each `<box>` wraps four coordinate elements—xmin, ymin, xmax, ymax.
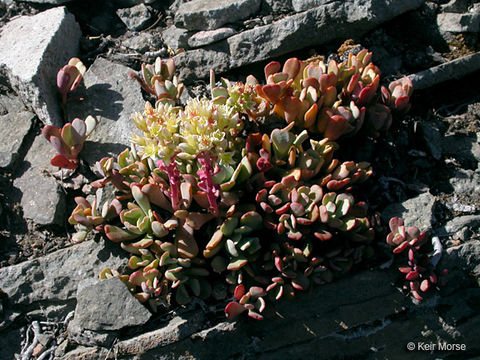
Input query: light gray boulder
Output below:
<box><xmin>175</xmin><ymin>0</ymin><xmax>261</xmax><ymax>31</ymax></box>
<box><xmin>0</xmin><ymin>7</ymin><xmax>81</xmax><ymax>127</ymax></box>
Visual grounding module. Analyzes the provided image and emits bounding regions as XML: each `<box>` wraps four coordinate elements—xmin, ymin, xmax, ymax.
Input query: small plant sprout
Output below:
<box><xmin>42</xmin><ymin>115</ymin><xmax>96</xmax><ymax>170</ymax></box>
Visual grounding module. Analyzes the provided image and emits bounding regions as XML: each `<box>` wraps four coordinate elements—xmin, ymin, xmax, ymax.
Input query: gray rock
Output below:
<box><xmin>162</xmin><ymin>25</ymin><xmax>191</xmax><ymax>51</ymax></box>
<box><xmin>442</xmin><ymin>133</ymin><xmax>480</xmax><ymax>168</ymax></box>
<box><xmin>115</xmin><ymin>312</ymin><xmax>205</xmax><ymax>356</ymax></box>
<box><xmin>17</xmin><ymin>0</ymin><xmax>74</xmax><ymax>3</ymax></box>
<box><xmin>169</xmin><ymin>0</ymin><xmax>191</xmax><ymax>12</ymax></box>
<box><xmin>437</xmin><ymin>12</ymin><xmax>480</xmax><ymax>33</ymax></box>
<box><xmin>58</xmin><ymin>346</ymin><xmax>109</xmax><ymax>360</ymax></box>
<box><xmin>67</xmin><ymin>320</ymin><xmax>118</xmax><ymax>347</ymax></box>
<box><xmin>445</xmin><ymin>240</ymin><xmax>480</xmax><ymax>279</ymax></box>
<box><xmin>123</xmin><ymin>32</ymin><xmax>154</xmax><ymax>53</ymax></box>
<box><xmin>175</xmin><ymin>0</ymin><xmax>262</xmax><ymax>31</ymax></box>
<box><xmin>262</xmin><ymin>0</ymin><xmax>293</xmax><ymax>14</ymax></box>
<box><xmin>409</xmin><ymin>52</ymin><xmax>480</xmax><ymax>91</ymax></box>
<box><xmin>292</xmin><ymin>0</ymin><xmax>334</xmax><ymax>12</ymax></box>
<box><xmin>175</xmin><ymin>0</ymin><xmax>425</xmax><ymax>83</ymax></box>
<box><xmin>445</xmin><ymin>170</ymin><xmax>480</xmax><ymax>218</ymax></box>
<box><xmin>449</xmin><ymin>169</ymin><xmax>480</xmax><ymax>194</ymax></box>
<box><xmin>114</xmin><ymin>0</ymin><xmax>143</xmax><ymax>7</ymax></box>
<box><xmin>445</xmin><ymin>215</ymin><xmax>480</xmax><ymax>234</ymax></box>
<box><xmin>381</xmin><ymin>192</ymin><xmax>436</xmax><ymax>231</ymax></box>
<box><xmin>191</xmin><ymin>321</ymin><xmax>237</xmax><ymax>341</ymax></box>
<box><xmin>188</xmin><ymin>27</ymin><xmax>236</xmax><ymax>48</ymax></box>
<box><xmin>419</xmin><ymin>121</ymin><xmax>442</xmax><ymax>160</ymax></box>
<box><xmin>67</xmin><ymin>58</ymin><xmax>144</xmax><ymax>168</ymax></box>
<box><xmin>117</xmin><ymin>4</ymin><xmax>153</xmax><ymax>31</ymax></box>
<box><xmin>71</xmin><ymin>277</ymin><xmax>151</xmax><ymax>332</ymax></box>
<box><xmin>14</xmin><ymin>166</ymin><xmax>65</xmax><ymax>226</ymax></box>
<box><xmin>0</xmin><ymin>239</ymin><xmax>127</xmax><ymax>315</ymax></box>
<box><xmin>0</xmin><ymin>94</ymin><xmax>34</xmax><ymax>168</ymax></box>
<box><xmin>174</xmin><ymin>48</ymin><xmax>231</xmax><ymax>83</ymax></box>
<box><xmin>13</xmin><ymin>135</ymin><xmax>66</xmax><ymax>226</ymax></box>
<box><xmin>0</xmin><ymin>7</ymin><xmax>81</xmax><ymax>127</ymax></box>
<box><xmin>441</xmin><ymin>0</ymin><xmax>471</xmax><ymax>13</ymax></box>
<box><xmin>116</xmin><ymin>270</ymin><xmax>405</xmax><ymax>360</ymax></box>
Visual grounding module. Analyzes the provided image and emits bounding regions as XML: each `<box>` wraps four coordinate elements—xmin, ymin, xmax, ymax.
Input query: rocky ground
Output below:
<box><xmin>0</xmin><ymin>0</ymin><xmax>479</xmax><ymax>359</ymax></box>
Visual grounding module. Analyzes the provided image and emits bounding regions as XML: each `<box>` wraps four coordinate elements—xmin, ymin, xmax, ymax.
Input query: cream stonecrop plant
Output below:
<box><xmin>61</xmin><ymin>50</ymin><xmax>444</xmax><ymax>321</ymax></box>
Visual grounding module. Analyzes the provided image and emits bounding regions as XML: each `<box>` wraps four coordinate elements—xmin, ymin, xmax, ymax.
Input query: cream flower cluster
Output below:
<box><xmin>132</xmin><ymin>98</ymin><xmax>241</xmax><ymax>166</ymax></box>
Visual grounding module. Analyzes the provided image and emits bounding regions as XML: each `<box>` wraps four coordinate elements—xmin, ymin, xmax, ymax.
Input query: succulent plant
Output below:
<box><xmin>130</xmin><ymin>57</ymin><xmax>184</xmax><ymax>106</ymax></box>
<box><xmin>203</xmin><ymin>210</ymin><xmax>264</xmax><ymax>286</ymax></box>
<box><xmin>225</xmin><ymin>284</ymin><xmax>267</xmax><ymax>320</ymax></box>
<box><xmin>64</xmin><ymin>53</ymin><xmax>425</xmax><ymax>322</ymax></box>
<box><xmin>386</xmin><ymin>217</ymin><xmax>446</xmax><ymax>301</ymax></box>
<box><xmin>42</xmin><ymin>116</ymin><xmax>96</xmax><ymax>170</ymax></box>
<box><xmin>381</xmin><ymin>77</ymin><xmax>414</xmax><ymax>113</ymax></box>
<box><xmin>252</xmin><ymin>49</ymin><xmax>412</xmax><ymax>140</ymax></box>
<box><xmin>57</xmin><ymin>57</ymin><xmax>86</xmax><ymax>107</ymax></box>
<box><xmin>210</xmin><ymin>70</ymin><xmax>269</xmax><ymax>119</ymax></box>
<box><xmin>69</xmin><ymin>195</ymin><xmax>122</xmax><ymax>242</ymax></box>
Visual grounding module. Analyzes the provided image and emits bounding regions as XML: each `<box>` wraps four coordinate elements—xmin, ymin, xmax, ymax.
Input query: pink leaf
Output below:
<box><xmin>225</xmin><ymin>302</ymin><xmax>246</xmax><ymax>320</ymax></box>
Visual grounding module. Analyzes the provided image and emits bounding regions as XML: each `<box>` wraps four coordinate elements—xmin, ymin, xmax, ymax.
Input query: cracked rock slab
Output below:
<box><xmin>115</xmin><ymin>312</ymin><xmax>205</xmax><ymax>356</ymax></box>
<box><xmin>0</xmin><ymin>94</ymin><xmax>34</xmax><ymax>168</ymax></box>
<box><xmin>13</xmin><ymin>135</ymin><xmax>66</xmax><ymax>226</ymax></box>
<box><xmin>409</xmin><ymin>52</ymin><xmax>480</xmax><ymax>91</ymax></box>
<box><xmin>175</xmin><ymin>0</ymin><xmax>261</xmax><ymax>31</ymax></box>
<box><xmin>188</xmin><ymin>27</ymin><xmax>236</xmax><ymax>48</ymax></box>
<box><xmin>0</xmin><ymin>7</ymin><xmax>81</xmax><ymax>127</ymax></box>
<box><xmin>71</xmin><ymin>277</ymin><xmax>151</xmax><ymax>332</ymax></box>
<box><xmin>292</xmin><ymin>0</ymin><xmax>335</xmax><ymax>12</ymax></box>
<box><xmin>67</xmin><ymin>57</ymin><xmax>144</xmax><ymax>169</ymax></box>
<box><xmin>175</xmin><ymin>0</ymin><xmax>425</xmax><ymax>83</ymax></box>
<box><xmin>0</xmin><ymin>239</ymin><xmax>127</xmax><ymax>316</ymax></box>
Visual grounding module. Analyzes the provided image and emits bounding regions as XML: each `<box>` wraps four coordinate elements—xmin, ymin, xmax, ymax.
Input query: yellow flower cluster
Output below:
<box><xmin>131</xmin><ymin>99</ymin><xmax>241</xmax><ymax>166</ymax></box>
<box><xmin>131</xmin><ymin>101</ymin><xmax>180</xmax><ymax>162</ymax></box>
